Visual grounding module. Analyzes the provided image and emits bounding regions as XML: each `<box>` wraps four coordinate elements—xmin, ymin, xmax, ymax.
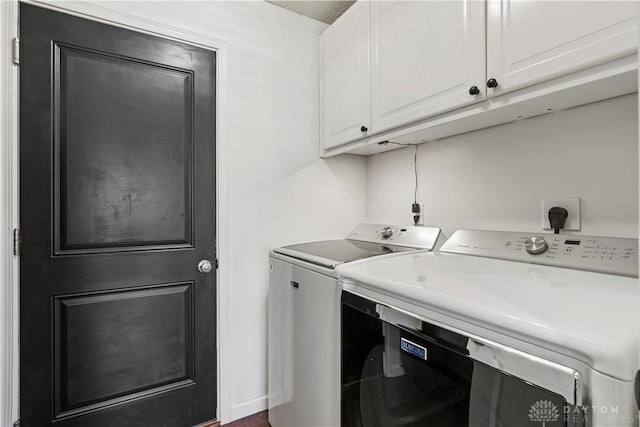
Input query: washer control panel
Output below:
<box><xmin>441</xmin><ymin>230</ymin><xmax>638</xmax><ymax>277</ymax></box>
<box><xmin>347</xmin><ymin>224</ymin><xmax>441</xmax><ymax>250</ymax></box>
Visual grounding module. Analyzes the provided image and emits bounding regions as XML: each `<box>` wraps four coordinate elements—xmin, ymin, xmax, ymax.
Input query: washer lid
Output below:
<box><xmin>338</xmin><ymin>251</ymin><xmax>639</xmax><ymax>381</ymax></box>
<box><xmin>273</xmin><ymin>239</ymin><xmax>397</xmax><ymax>269</ymax></box>
<box><xmin>272</xmin><ymin>224</ymin><xmax>441</xmax><ymax>269</ymax></box>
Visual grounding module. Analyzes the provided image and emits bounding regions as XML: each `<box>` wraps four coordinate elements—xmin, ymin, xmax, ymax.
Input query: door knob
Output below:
<box><xmin>197</xmin><ymin>259</ymin><xmax>213</xmax><ymax>273</ymax></box>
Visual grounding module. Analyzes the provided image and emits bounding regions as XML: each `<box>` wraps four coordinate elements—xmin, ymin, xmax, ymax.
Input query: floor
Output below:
<box><xmin>201</xmin><ymin>410</ymin><xmax>269</xmax><ymax>427</ymax></box>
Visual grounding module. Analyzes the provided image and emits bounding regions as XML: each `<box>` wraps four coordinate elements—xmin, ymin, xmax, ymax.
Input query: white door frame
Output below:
<box><xmin>1</xmin><ymin>1</ymin><xmax>20</xmax><ymax>425</ymax></box>
<box><xmin>0</xmin><ymin>1</ymin><xmax>231</xmax><ymax>424</ymax></box>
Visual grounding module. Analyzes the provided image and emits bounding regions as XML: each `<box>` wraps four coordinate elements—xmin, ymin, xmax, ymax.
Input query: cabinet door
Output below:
<box><xmin>370</xmin><ymin>1</ymin><xmax>485</xmax><ymax>133</ymax></box>
<box><xmin>321</xmin><ymin>0</ymin><xmax>370</xmax><ymax>150</ymax></box>
<box><xmin>487</xmin><ymin>0</ymin><xmax>638</xmax><ymax>95</ymax></box>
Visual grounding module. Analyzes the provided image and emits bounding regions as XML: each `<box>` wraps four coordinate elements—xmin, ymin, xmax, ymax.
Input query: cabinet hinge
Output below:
<box><xmin>214</xmin><ymin>257</ymin><xmax>219</xmax><ymax>269</ymax></box>
<box><xmin>13</xmin><ymin>228</ymin><xmax>20</xmax><ymax>256</ymax></box>
<box><xmin>11</xmin><ymin>37</ymin><xmax>19</xmax><ymax>65</ymax></box>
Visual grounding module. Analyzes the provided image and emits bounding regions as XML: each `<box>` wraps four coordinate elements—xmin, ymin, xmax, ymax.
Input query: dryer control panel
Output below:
<box><xmin>347</xmin><ymin>224</ymin><xmax>441</xmax><ymax>250</ymax></box>
<box><xmin>441</xmin><ymin>230</ymin><xmax>638</xmax><ymax>277</ymax></box>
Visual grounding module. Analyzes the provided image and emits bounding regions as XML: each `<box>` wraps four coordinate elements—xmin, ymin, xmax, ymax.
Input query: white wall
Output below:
<box><xmin>367</xmin><ymin>94</ymin><xmax>638</xmax><ymax>240</ymax></box>
<box><xmin>0</xmin><ymin>1</ymin><xmax>367</xmax><ymax>424</ymax></box>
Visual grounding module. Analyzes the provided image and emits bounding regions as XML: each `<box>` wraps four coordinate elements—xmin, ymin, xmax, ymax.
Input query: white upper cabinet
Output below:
<box><xmin>371</xmin><ymin>1</ymin><xmax>486</xmax><ymax>133</ymax></box>
<box><xmin>320</xmin><ymin>0</ymin><xmax>638</xmax><ymax>155</ymax></box>
<box><xmin>487</xmin><ymin>0</ymin><xmax>638</xmax><ymax>95</ymax></box>
<box><xmin>321</xmin><ymin>0</ymin><xmax>370</xmax><ymax>150</ymax></box>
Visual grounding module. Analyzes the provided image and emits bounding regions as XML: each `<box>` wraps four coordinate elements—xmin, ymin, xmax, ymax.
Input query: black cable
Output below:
<box><xmin>376</xmin><ymin>141</ymin><xmax>417</xmax><ymax>198</ymax></box>
<box><xmin>412</xmin><ymin>145</ymin><xmax>419</xmax><ymax>225</ymax></box>
<box><xmin>377</xmin><ymin>140</ymin><xmax>413</xmax><ymax>147</ymax></box>
<box><xmin>414</xmin><ymin>145</ymin><xmax>418</xmax><ymax>203</ymax></box>
<box><xmin>377</xmin><ymin>141</ymin><xmax>421</xmax><ymax>225</ymax></box>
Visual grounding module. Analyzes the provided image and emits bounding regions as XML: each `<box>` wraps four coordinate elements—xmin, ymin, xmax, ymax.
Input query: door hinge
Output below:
<box><xmin>11</xmin><ymin>37</ymin><xmax>19</xmax><ymax>65</ymax></box>
<box><xmin>13</xmin><ymin>419</ymin><xmax>20</xmax><ymax>427</ymax></box>
<box><xmin>13</xmin><ymin>228</ymin><xmax>20</xmax><ymax>256</ymax></box>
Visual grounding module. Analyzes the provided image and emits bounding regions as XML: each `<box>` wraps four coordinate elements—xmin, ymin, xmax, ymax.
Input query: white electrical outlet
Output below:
<box><xmin>542</xmin><ymin>198</ymin><xmax>580</xmax><ymax>231</ymax></box>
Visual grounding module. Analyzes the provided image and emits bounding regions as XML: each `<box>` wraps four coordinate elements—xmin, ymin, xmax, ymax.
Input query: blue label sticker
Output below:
<box><xmin>400</xmin><ymin>338</ymin><xmax>428</xmax><ymax>360</ymax></box>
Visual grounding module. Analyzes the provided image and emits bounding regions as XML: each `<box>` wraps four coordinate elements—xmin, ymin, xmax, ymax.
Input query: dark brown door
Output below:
<box><xmin>19</xmin><ymin>4</ymin><xmax>217</xmax><ymax>426</ymax></box>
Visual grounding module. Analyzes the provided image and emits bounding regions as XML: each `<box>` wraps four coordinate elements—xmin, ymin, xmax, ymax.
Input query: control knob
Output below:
<box><xmin>380</xmin><ymin>227</ymin><xmax>393</xmax><ymax>240</ymax></box>
<box><xmin>523</xmin><ymin>236</ymin><xmax>548</xmax><ymax>255</ymax></box>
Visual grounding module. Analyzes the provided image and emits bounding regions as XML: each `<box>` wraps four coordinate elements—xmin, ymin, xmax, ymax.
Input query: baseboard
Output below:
<box><xmin>230</xmin><ymin>395</ymin><xmax>268</xmax><ymax>423</ymax></box>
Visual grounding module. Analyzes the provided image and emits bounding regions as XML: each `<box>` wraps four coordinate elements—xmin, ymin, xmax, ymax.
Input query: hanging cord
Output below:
<box><xmin>414</xmin><ymin>144</ymin><xmax>418</xmax><ymax>203</ymax></box>
<box><xmin>378</xmin><ymin>141</ymin><xmax>418</xmax><ymax>200</ymax></box>
<box><xmin>411</xmin><ymin>145</ymin><xmax>420</xmax><ymax>225</ymax></box>
<box><xmin>377</xmin><ymin>141</ymin><xmax>421</xmax><ymax>225</ymax></box>
<box><xmin>377</xmin><ymin>140</ymin><xmax>412</xmax><ymax>147</ymax></box>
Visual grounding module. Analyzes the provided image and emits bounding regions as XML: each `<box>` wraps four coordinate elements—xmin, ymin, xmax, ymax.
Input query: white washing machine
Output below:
<box><xmin>268</xmin><ymin>224</ymin><xmax>442</xmax><ymax>427</ymax></box>
<box><xmin>338</xmin><ymin>229</ymin><xmax>638</xmax><ymax>427</ymax></box>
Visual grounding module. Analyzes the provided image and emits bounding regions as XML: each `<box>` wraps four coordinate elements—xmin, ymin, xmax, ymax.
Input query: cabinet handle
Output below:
<box><xmin>469</xmin><ymin>86</ymin><xmax>480</xmax><ymax>95</ymax></box>
<box><xmin>487</xmin><ymin>78</ymin><xmax>499</xmax><ymax>88</ymax></box>
<box><xmin>360</xmin><ymin>125</ymin><xmax>368</xmax><ymax>133</ymax></box>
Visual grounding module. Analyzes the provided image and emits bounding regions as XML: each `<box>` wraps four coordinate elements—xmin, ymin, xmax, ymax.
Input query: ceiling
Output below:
<box><xmin>267</xmin><ymin>1</ymin><xmax>355</xmax><ymax>25</ymax></box>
